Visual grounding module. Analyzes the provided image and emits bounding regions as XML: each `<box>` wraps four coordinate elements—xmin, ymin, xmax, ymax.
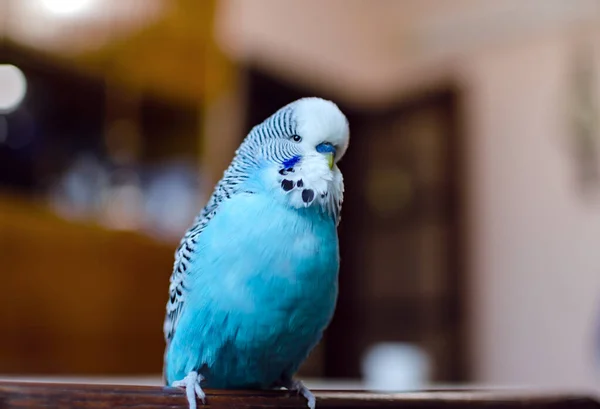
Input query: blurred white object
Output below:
<box><xmin>361</xmin><ymin>342</ymin><xmax>431</xmax><ymax>392</ymax></box>
<box><xmin>0</xmin><ymin>65</ymin><xmax>27</xmax><ymax>114</ymax></box>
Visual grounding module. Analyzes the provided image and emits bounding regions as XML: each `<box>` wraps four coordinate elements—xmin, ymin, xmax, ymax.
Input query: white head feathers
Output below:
<box><xmin>293</xmin><ymin>97</ymin><xmax>350</xmax><ymax>164</ymax></box>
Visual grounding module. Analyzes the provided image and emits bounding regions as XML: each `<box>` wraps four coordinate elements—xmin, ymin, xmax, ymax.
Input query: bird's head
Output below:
<box><xmin>238</xmin><ymin>97</ymin><xmax>349</xmax><ymax>216</ymax></box>
<box><xmin>289</xmin><ymin>97</ymin><xmax>349</xmax><ymax>171</ymax></box>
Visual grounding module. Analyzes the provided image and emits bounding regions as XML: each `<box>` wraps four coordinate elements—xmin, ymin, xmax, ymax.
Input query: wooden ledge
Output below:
<box><xmin>0</xmin><ymin>381</ymin><xmax>599</xmax><ymax>409</ymax></box>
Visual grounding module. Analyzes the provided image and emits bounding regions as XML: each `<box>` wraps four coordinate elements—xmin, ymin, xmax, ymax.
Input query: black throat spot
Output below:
<box><xmin>302</xmin><ymin>189</ymin><xmax>315</xmax><ymax>203</ymax></box>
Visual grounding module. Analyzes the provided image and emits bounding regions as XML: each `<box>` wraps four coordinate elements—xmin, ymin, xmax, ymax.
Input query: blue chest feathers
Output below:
<box><xmin>165</xmin><ymin>192</ymin><xmax>340</xmax><ymax>388</ymax></box>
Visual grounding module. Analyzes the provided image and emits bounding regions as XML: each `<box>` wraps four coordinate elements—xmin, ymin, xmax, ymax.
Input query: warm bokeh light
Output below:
<box><xmin>0</xmin><ymin>65</ymin><xmax>27</xmax><ymax>114</ymax></box>
<box><xmin>39</xmin><ymin>0</ymin><xmax>96</xmax><ymax>16</ymax></box>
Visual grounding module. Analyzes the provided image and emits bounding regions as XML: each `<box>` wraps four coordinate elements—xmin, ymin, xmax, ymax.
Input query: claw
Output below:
<box><xmin>194</xmin><ymin>382</ymin><xmax>206</xmax><ymax>403</ymax></box>
<box><xmin>283</xmin><ymin>379</ymin><xmax>316</xmax><ymax>409</ymax></box>
<box><xmin>172</xmin><ymin>371</ymin><xmax>206</xmax><ymax>409</ymax></box>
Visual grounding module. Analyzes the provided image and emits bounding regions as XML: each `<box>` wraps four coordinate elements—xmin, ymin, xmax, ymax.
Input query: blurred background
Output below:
<box><xmin>1</xmin><ymin>0</ymin><xmax>600</xmax><ymax>395</ymax></box>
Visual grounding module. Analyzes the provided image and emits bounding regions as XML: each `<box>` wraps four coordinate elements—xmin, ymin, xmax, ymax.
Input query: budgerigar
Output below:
<box><xmin>163</xmin><ymin>97</ymin><xmax>350</xmax><ymax>409</ymax></box>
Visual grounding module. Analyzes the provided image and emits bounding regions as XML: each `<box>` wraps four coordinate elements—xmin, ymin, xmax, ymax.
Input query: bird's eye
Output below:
<box><xmin>291</xmin><ymin>135</ymin><xmax>302</xmax><ymax>143</ymax></box>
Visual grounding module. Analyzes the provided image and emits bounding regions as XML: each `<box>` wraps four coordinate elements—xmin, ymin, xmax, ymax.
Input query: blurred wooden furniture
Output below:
<box><xmin>1</xmin><ymin>381</ymin><xmax>599</xmax><ymax>409</ymax></box>
<box><xmin>0</xmin><ymin>194</ymin><xmax>174</xmax><ymax>375</ymax></box>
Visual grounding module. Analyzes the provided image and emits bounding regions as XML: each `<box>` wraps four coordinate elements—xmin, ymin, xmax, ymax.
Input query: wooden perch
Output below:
<box><xmin>0</xmin><ymin>381</ymin><xmax>599</xmax><ymax>409</ymax></box>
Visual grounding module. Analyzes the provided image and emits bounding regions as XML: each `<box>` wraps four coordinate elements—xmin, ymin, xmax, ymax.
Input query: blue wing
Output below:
<box><xmin>163</xmin><ymin>166</ymin><xmax>249</xmax><ymax>343</ymax></box>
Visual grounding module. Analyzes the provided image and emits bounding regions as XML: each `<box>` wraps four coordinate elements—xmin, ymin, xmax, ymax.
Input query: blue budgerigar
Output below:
<box><xmin>163</xmin><ymin>97</ymin><xmax>350</xmax><ymax>409</ymax></box>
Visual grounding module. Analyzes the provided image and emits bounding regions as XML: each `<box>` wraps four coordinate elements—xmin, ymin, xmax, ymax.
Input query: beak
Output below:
<box><xmin>326</xmin><ymin>152</ymin><xmax>334</xmax><ymax>169</ymax></box>
<box><xmin>316</xmin><ymin>142</ymin><xmax>337</xmax><ymax>169</ymax></box>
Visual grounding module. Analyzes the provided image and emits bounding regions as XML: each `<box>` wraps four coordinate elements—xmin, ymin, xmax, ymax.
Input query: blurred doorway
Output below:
<box><xmin>244</xmin><ymin>67</ymin><xmax>468</xmax><ymax>384</ymax></box>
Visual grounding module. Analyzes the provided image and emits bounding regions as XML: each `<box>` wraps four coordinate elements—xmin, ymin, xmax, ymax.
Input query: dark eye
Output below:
<box><xmin>291</xmin><ymin>135</ymin><xmax>302</xmax><ymax>143</ymax></box>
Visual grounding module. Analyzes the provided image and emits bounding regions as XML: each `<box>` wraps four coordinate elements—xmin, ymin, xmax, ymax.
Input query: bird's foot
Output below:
<box><xmin>172</xmin><ymin>371</ymin><xmax>206</xmax><ymax>409</ymax></box>
<box><xmin>282</xmin><ymin>379</ymin><xmax>316</xmax><ymax>409</ymax></box>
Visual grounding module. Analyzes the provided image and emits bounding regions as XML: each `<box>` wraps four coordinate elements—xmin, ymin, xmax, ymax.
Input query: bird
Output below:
<box><xmin>162</xmin><ymin>97</ymin><xmax>350</xmax><ymax>409</ymax></box>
